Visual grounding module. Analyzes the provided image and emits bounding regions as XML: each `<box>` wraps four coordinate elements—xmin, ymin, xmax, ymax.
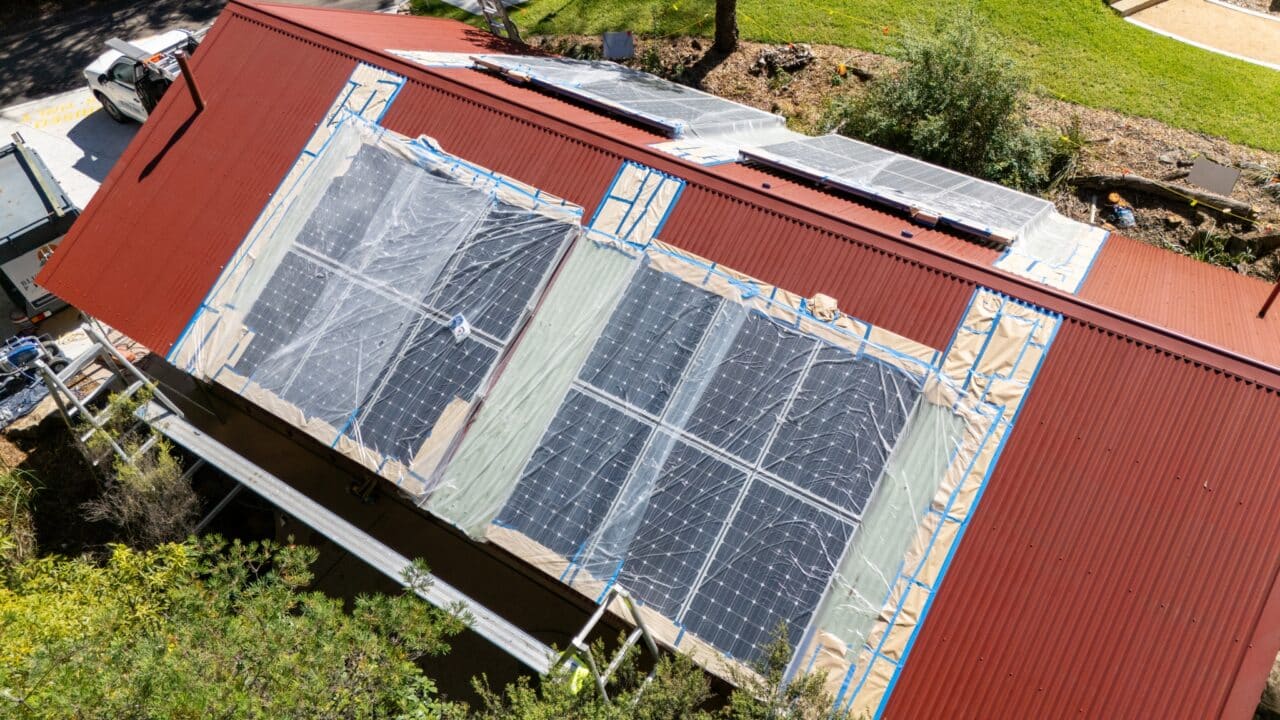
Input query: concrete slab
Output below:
<box><xmin>1111</xmin><ymin>0</ymin><xmax>1169</xmax><ymax>16</ymax></box>
<box><xmin>1129</xmin><ymin>0</ymin><xmax>1280</xmax><ymax>70</ymax></box>
<box><xmin>0</xmin><ymin>88</ymin><xmax>137</xmax><ymax>210</ymax></box>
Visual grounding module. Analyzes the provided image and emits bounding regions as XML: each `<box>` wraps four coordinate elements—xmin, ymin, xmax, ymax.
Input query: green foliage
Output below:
<box><xmin>0</xmin><ymin>470</ymin><xmax>39</xmax><ymax>569</ymax></box>
<box><xmin>827</xmin><ymin>9</ymin><xmax>1050</xmax><ymax>191</ymax></box>
<box><xmin>418</xmin><ymin>0</ymin><xmax>1280</xmax><ymax>151</ymax></box>
<box><xmin>473</xmin><ymin>626</ymin><xmax>849</xmax><ymax>720</ymax></box>
<box><xmin>1177</xmin><ymin>228</ymin><xmax>1256</xmax><ymax>269</ymax></box>
<box><xmin>0</xmin><ymin>535</ymin><xmax>467</xmax><ymax>719</ymax></box>
<box><xmin>77</xmin><ymin>388</ymin><xmax>197</xmax><ymax>547</ymax></box>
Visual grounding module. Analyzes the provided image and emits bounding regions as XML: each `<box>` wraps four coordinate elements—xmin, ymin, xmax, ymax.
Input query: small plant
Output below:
<box><xmin>1046</xmin><ymin>114</ymin><xmax>1088</xmax><ymax>194</ymax></box>
<box><xmin>827</xmin><ymin>8</ymin><xmax>1052</xmax><ymax>192</ymax></box>
<box><xmin>0</xmin><ymin>469</ymin><xmax>39</xmax><ymax>567</ymax></box>
<box><xmin>639</xmin><ymin>44</ymin><xmax>665</xmax><ymax>76</ymax></box>
<box><xmin>78</xmin><ymin>387</ymin><xmax>198</xmax><ymax>547</ymax></box>
<box><xmin>768</xmin><ymin>68</ymin><xmax>793</xmax><ymax>94</ymax></box>
<box><xmin>1179</xmin><ymin>228</ymin><xmax>1256</xmax><ymax>269</ymax></box>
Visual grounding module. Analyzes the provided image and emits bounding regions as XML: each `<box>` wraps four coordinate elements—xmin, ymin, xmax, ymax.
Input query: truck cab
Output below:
<box><xmin>85</xmin><ymin>30</ymin><xmax>200</xmax><ymax>123</ymax></box>
<box><xmin>0</xmin><ymin>135</ymin><xmax>77</xmax><ymax>330</ymax></box>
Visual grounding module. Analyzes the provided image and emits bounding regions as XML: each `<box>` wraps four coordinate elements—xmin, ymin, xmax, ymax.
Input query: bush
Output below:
<box><xmin>0</xmin><ymin>535</ymin><xmax>467</xmax><ymax>718</ymax></box>
<box><xmin>473</xmin><ymin>625</ymin><xmax>849</xmax><ymax>720</ymax></box>
<box><xmin>78</xmin><ymin>388</ymin><xmax>198</xmax><ymax>548</ymax></box>
<box><xmin>828</xmin><ymin>8</ymin><xmax>1051</xmax><ymax>192</ymax></box>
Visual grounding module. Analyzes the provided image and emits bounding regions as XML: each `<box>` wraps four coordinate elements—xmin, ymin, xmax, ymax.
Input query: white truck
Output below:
<box><xmin>84</xmin><ymin>30</ymin><xmax>201</xmax><ymax>123</ymax></box>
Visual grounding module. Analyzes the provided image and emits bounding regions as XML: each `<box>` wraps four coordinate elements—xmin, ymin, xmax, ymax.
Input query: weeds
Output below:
<box><xmin>1176</xmin><ymin>227</ymin><xmax>1256</xmax><ymax>269</ymax></box>
<box><xmin>77</xmin><ymin>387</ymin><xmax>197</xmax><ymax>548</ymax></box>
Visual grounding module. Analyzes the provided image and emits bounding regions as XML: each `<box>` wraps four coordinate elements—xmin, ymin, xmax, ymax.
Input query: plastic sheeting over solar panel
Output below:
<box><xmin>744</xmin><ymin>134</ymin><xmax>1054</xmax><ymax>245</ymax></box>
<box><xmin>424</xmin><ymin>233</ymin><xmax>956</xmax><ymax>668</ymax></box>
<box><xmin>174</xmin><ymin>117</ymin><xmax>580</xmax><ymax>490</ymax></box>
<box><xmin>474</xmin><ymin>55</ymin><xmax>789</xmax><ymax>140</ymax></box>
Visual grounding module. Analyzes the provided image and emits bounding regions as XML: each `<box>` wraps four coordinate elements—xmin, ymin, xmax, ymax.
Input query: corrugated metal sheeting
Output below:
<box><xmin>1081</xmin><ymin>234</ymin><xmax>1280</xmax><ymax>368</ymax></box>
<box><xmin>36</xmin><ymin>3</ymin><xmax>1280</xmax><ymax>717</ymax></box>
<box><xmin>37</xmin><ymin>11</ymin><xmax>362</xmax><ymax>352</ymax></box>
<box><xmin>886</xmin><ymin>320</ymin><xmax>1280</xmax><ymax>719</ymax></box>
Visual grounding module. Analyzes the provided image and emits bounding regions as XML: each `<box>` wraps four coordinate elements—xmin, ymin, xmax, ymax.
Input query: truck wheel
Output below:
<box><xmin>95</xmin><ymin>92</ymin><xmax>127</xmax><ymax>123</ymax></box>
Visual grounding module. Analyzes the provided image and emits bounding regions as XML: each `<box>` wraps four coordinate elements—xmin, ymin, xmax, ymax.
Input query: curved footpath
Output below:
<box><xmin>1128</xmin><ymin>0</ymin><xmax>1280</xmax><ymax>70</ymax></box>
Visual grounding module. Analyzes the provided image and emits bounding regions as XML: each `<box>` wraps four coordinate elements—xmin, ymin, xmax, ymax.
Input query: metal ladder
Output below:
<box><xmin>478</xmin><ymin>0</ymin><xmax>521</xmax><ymax>43</ymax></box>
<box><xmin>37</xmin><ymin>323</ymin><xmax>196</xmax><ymax>475</ymax></box>
<box><xmin>555</xmin><ymin>586</ymin><xmax>662</xmax><ymax>702</ymax></box>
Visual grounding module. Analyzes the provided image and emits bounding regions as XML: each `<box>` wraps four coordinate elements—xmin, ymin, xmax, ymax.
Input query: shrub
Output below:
<box><xmin>829</xmin><ymin>8</ymin><xmax>1051</xmax><ymax>192</ymax></box>
<box><xmin>0</xmin><ymin>535</ymin><xmax>467</xmax><ymax>719</ymax></box>
<box><xmin>473</xmin><ymin>625</ymin><xmax>850</xmax><ymax>720</ymax></box>
<box><xmin>78</xmin><ymin>388</ymin><xmax>198</xmax><ymax>548</ymax></box>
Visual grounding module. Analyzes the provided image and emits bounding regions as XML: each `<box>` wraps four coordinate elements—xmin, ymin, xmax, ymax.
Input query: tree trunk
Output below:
<box><xmin>1072</xmin><ymin>173</ymin><xmax>1257</xmax><ymax>220</ymax></box>
<box><xmin>714</xmin><ymin>0</ymin><xmax>738</xmax><ymax>53</ymax></box>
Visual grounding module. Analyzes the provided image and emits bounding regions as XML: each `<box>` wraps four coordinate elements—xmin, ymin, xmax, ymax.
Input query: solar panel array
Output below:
<box><xmin>743</xmin><ymin>134</ymin><xmax>1054</xmax><ymax>242</ymax></box>
<box><xmin>475</xmin><ymin>55</ymin><xmax>787</xmax><ymax>139</ymax></box>
<box><xmin>498</xmin><ymin>260</ymin><xmax>922</xmax><ymax>662</ymax></box>
<box><xmin>234</xmin><ymin>142</ymin><xmax>576</xmax><ymax>468</ymax></box>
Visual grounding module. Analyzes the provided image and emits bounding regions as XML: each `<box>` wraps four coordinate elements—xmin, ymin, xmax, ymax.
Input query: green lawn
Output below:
<box><xmin>420</xmin><ymin>0</ymin><xmax>1280</xmax><ymax>151</ymax></box>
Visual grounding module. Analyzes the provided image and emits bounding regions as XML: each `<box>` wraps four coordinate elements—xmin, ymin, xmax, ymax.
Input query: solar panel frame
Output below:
<box><xmin>743</xmin><ymin>134</ymin><xmax>1057</xmax><ymax>243</ymax></box>
<box><xmin>474</xmin><ymin>55</ymin><xmax>788</xmax><ymax>140</ymax></box>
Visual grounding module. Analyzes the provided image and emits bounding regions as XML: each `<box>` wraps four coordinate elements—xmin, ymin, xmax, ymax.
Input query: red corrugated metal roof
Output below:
<box><xmin>1081</xmin><ymin>233</ymin><xmax>1280</xmax><ymax>368</ymax></box>
<box><xmin>37</xmin><ymin>9</ymin><xmax>359</xmax><ymax>351</ymax></box>
<box><xmin>885</xmin><ymin>320</ymin><xmax>1280</xmax><ymax>719</ymax></box>
<box><xmin>256</xmin><ymin>1</ymin><xmax>518</xmax><ymax>53</ymax></box>
<box><xmin>36</xmin><ymin>3</ymin><xmax>1280</xmax><ymax>717</ymax></box>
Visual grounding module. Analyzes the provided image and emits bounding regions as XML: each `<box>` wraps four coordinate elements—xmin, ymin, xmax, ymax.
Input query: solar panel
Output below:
<box><xmin>617</xmin><ymin>439</ymin><xmax>747</xmax><ymax>618</ymax></box>
<box><xmin>578</xmin><ymin>265</ymin><xmax>723</xmax><ymax>416</ymax></box>
<box><xmin>497</xmin><ymin>389</ymin><xmax>653</xmax><ymax>558</ymax></box>
<box><xmin>352</xmin><ymin>320</ymin><xmax>500</xmax><ymax>464</ymax></box>
<box><xmin>475</xmin><ymin>55</ymin><xmax>787</xmax><ymax>140</ymax></box>
<box><xmin>681</xmin><ymin>482</ymin><xmax>854</xmax><ymax>661</ymax></box>
<box><xmin>433</xmin><ymin>204</ymin><xmax>576</xmax><ymax>342</ymax></box>
<box><xmin>743</xmin><ymin>134</ymin><xmax>1054</xmax><ymax>243</ymax></box>
<box><xmin>765</xmin><ymin>346</ymin><xmax>920</xmax><ymax>515</ymax></box>
<box><xmin>230</xmin><ymin>126</ymin><xmax>577</xmax><ymax>473</ymax></box>
<box><xmin>498</xmin><ymin>251</ymin><xmax>927</xmax><ymax>663</ymax></box>
<box><xmin>295</xmin><ymin>145</ymin><xmax>406</xmax><ymax>261</ymax></box>
<box><xmin>683</xmin><ymin>310</ymin><xmax>815</xmax><ymax>463</ymax></box>
<box><xmin>235</xmin><ymin>251</ymin><xmax>331</xmax><ymax>376</ymax></box>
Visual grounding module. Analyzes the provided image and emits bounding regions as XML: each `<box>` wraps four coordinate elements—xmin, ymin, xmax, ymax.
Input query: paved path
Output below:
<box><xmin>0</xmin><ymin>0</ymin><xmax>397</xmax><ymax>107</ymax></box>
<box><xmin>1130</xmin><ymin>0</ymin><xmax>1280</xmax><ymax>70</ymax></box>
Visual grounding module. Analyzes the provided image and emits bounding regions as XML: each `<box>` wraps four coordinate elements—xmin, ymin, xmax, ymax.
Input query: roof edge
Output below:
<box><xmin>1223</xmin><ymin>554</ymin><xmax>1280</xmax><ymax>718</ymax></box>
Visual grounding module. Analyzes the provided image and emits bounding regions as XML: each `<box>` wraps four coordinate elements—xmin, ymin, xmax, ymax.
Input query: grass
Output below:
<box><xmin>415</xmin><ymin>0</ymin><xmax>1280</xmax><ymax>151</ymax></box>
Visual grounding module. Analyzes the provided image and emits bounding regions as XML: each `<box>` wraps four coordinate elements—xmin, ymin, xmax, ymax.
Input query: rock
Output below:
<box><xmin>752</xmin><ymin>44</ymin><xmax>815</xmax><ymax>77</ymax></box>
<box><xmin>1158</xmin><ymin>152</ymin><xmax>1179</xmax><ymax>165</ymax></box>
<box><xmin>1164</xmin><ymin>214</ymin><xmax>1184</xmax><ymax>229</ymax></box>
<box><xmin>1176</xmin><ymin>157</ymin><xmax>1196</xmax><ymax>168</ymax></box>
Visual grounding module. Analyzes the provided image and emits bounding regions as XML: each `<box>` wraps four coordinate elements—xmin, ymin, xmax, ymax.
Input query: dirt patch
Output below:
<box><xmin>531</xmin><ymin>34</ymin><xmax>1280</xmax><ymax>279</ymax></box>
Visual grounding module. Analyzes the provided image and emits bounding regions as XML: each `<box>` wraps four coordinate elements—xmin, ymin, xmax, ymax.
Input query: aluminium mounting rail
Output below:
<box><xmin>138</xmin><ymin>400</ymin><xmax>556</xmax><ymax>674</ymax></box>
